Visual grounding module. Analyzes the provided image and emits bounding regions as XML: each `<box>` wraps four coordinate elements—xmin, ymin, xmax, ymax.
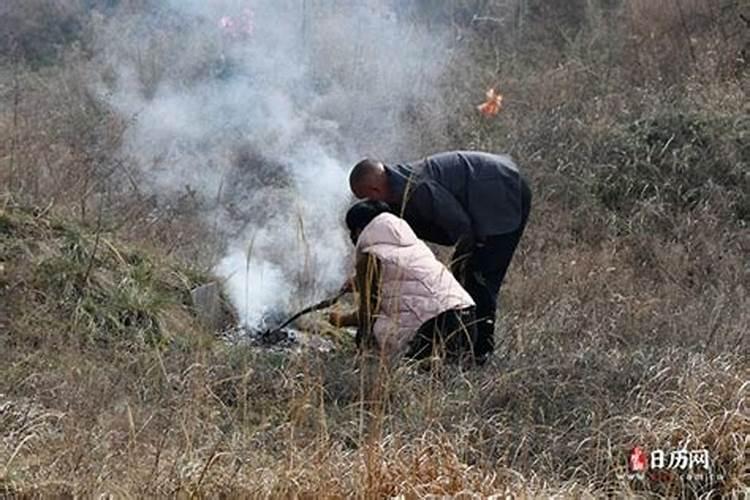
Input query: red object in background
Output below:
<box><xmin>477</xmin><ymin>88</ymin><xmax>503</xmax><ymax>117</ymax></box>
<box><xmin>629</xmin><ymin>446</ymin><xmax>648</xmax><ymax>472</ymax></box>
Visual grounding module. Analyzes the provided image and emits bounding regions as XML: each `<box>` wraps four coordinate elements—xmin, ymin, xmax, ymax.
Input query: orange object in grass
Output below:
<box><xmin>478</xmin><ymin>88</ymin><xmax>503</xmax><ymax>117</ymax></box>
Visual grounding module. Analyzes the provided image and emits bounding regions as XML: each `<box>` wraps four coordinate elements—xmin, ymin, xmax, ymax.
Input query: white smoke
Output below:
<box><xmin>91</xmin><ymin>0</ymin><xmax>451</xmax><ymax>325</ymax></box>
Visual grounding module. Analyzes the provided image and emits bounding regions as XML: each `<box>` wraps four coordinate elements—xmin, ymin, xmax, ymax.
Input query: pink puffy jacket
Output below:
<box><xmin>356</xmin><ymin>213</ymin><xmax>475</xmax><ymax>355</ymax></box>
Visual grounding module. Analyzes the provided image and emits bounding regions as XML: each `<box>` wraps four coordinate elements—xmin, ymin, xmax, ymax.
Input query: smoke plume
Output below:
<box><xmin>91</xmin><ymin>0</ymin><xmax>451</xmax><ymax>326</ymax></box>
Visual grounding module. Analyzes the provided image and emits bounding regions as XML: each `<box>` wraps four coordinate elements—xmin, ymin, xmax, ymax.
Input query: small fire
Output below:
<box><xmin>477</xmin><ymin>87</ymin><xmax>503</xmax><ymax>117</ymax></box>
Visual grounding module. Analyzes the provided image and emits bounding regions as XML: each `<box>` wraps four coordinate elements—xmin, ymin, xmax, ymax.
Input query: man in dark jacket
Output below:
<box><xmin>348</xmin><ymin>151</ymin><xmax>532</xmax><ymax>363</ymax></box>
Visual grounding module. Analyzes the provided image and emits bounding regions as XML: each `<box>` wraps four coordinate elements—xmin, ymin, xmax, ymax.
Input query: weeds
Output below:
<box><xmin>590</xmin><ymin>112</ymin><xmax>749</xmax><ymax>221</ymax></box>
<box><xmin>1</xmin><ymin>0</ymin><xmax>749</xmax><ymax>497</ymax></box>
<box><xmin>1</xmin><ymin>204</ymin><xmax>205</xmax><ymax>350</ymax></box>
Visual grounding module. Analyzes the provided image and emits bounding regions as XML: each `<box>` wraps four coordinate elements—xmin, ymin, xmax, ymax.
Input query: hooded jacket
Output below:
<box><xmin>356</xmin><ymin>213</ymin><xmax>475</xmax><ymax>355</ymax></box>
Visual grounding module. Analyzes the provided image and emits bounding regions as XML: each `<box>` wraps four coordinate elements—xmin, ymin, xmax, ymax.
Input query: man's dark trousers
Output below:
<box><xmin>460</xmin><ymin>178</ymin><xmax>532</xmax><ymax>359</ymax></box>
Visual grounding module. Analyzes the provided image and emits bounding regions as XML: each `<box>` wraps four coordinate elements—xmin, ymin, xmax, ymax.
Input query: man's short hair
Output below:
<box><xmin>349</xmin><ymin>158</ymin><xmax>383</xmax><ymax>187</ymax></box>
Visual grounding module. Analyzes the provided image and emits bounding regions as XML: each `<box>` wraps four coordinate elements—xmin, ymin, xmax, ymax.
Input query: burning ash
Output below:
<box><xmin>91</xmin><ymin>0</ymin><xmax>453</xmax><ymax>329</ymax></box>
<box><xmin>221</xmin><ymin>309</ymin><xmax>336</xmax><ymax>353</ymax></box>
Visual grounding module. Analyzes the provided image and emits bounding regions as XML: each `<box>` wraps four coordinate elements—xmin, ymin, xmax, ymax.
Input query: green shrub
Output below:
<box><xmin>590</xmin><ymin>112</ymin><xmax>749</xmax><ymax>221</ymax></box>
<box><xmin>0</xmin><ymin>205</ymin><xmax>206</xmax><ymax>347</ymax></box>
<box><xmin>0</xmin><ymin>1</ymin><xmax>86</xmax><ymax>66</ymax></box>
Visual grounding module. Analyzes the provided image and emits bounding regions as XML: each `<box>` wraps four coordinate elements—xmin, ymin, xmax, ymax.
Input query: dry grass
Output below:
<box><xmin>1</xmin><ymin>0</ymin><xmax>749</xmax><ymax>497</ymax></box>
<box><xmin>1</xmin><ymin>193</ymin><xmax>747</xmax><ymax>497</ymax></box>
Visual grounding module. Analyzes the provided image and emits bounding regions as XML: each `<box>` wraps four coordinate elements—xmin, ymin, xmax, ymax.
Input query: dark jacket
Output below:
<box><xmin>386</xmin><ymin>151</ymin><xmax>525</xmax><ymax>246</ymax></box>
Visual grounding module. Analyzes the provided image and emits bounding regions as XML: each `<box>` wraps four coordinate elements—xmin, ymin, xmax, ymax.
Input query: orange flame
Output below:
<box><xmin>477</xmin><ymin>88</ymin><xmax>503</xmax><ymax>117</ymax></box>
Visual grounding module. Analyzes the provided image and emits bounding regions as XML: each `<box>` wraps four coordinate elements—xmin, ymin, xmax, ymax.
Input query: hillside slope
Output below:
<box><xmin>1</xmin><ymin>200</ymin><xmax>748</xmax><ymax>498</ymax></box>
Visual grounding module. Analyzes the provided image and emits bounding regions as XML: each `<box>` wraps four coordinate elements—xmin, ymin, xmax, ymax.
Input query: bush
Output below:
<box><xmin>590</xmin><ymin>112</ymin><xmax>749</xmax><ymax>221</ymax></box>
<box><xmin>1</xmin><ymin>1</ymin><xmax>749</xmax><ymax>497</ymax></box>
<box><xmin>0</xmin><ymin>0</ymin><xmax>88</xmax><ymax>66</ymax></box>
<box><xmin>1</xmin><ymin>204</ymin><xmax>209</xmax><ymax>348</ymax></box>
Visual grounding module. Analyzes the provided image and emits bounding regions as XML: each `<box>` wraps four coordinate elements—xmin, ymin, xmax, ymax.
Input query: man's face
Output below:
<box><xmin>352</xmin><ymin>182</ymin><xmax>387</xmax><ymax>202</ymax></box>
<box><xmin>351</xmin><ymin>183</ymin><xmax>368</xmax><ymax>200</ymax></box>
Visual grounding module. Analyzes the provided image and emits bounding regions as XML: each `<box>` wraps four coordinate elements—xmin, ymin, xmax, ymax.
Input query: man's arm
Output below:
<box><xmin>354</xmin><ymin>252</ymin><xmax>381</xmax><ymax>349</ymax></box>
<box><xmin>413</xmin><ymin>182</ymin><xmax>476</xmax><ymax>282</ymax></box>
<box><xmin>409</xmin><ymin>182</ymin><xmax>474</xmax><ymax>246</ymax></box>
<box><xmin>409</xmin><ymin>183</ymin><xmax>476</xmax><ymax>277</ymax></box>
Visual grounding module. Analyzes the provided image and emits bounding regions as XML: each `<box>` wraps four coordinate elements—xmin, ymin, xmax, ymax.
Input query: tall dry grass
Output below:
<box><xmin>1</xmin><ymin>0</ymin><xmax>749</xmax><ymax>497</ymax></box>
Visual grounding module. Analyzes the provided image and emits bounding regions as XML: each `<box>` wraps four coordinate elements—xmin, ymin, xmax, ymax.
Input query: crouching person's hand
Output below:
<box><xmin>328</xmin><ymin>309</ymin><xmax>358</xmax><ymax>328</ymax></box>
<box><xmin>328</xmin><ymin>311</ymin><xmax>344</xmax><ymax>327</ymax></box>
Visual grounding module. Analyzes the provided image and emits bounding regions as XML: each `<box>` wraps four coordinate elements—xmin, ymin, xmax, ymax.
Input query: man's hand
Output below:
<box><xmin>451</xmin><ymin>236</ymin><xmax>476</xmax><ymax>282</ymax></box>
<box><xmin>450</xmin><ymin>257</ymin><xmax>468</xmax><ymax>282</ymax></box>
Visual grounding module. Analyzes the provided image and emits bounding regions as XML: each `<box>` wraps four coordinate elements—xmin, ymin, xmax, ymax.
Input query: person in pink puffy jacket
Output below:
<box><xmin>329</xmin><ymin>200</ymin><xmax>477</xmax><ymax>363</ymax></box>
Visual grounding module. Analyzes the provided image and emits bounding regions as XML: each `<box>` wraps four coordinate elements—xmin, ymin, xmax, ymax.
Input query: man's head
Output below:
<box><xmin>349</xmin><ymin>159</ymin><xmax>390</xmax><ymax>201</ymax></box>
<box><xmin>345</xmin><ymin>200</ymin><xmax>391</xmax><ymax>245</ymax></box>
